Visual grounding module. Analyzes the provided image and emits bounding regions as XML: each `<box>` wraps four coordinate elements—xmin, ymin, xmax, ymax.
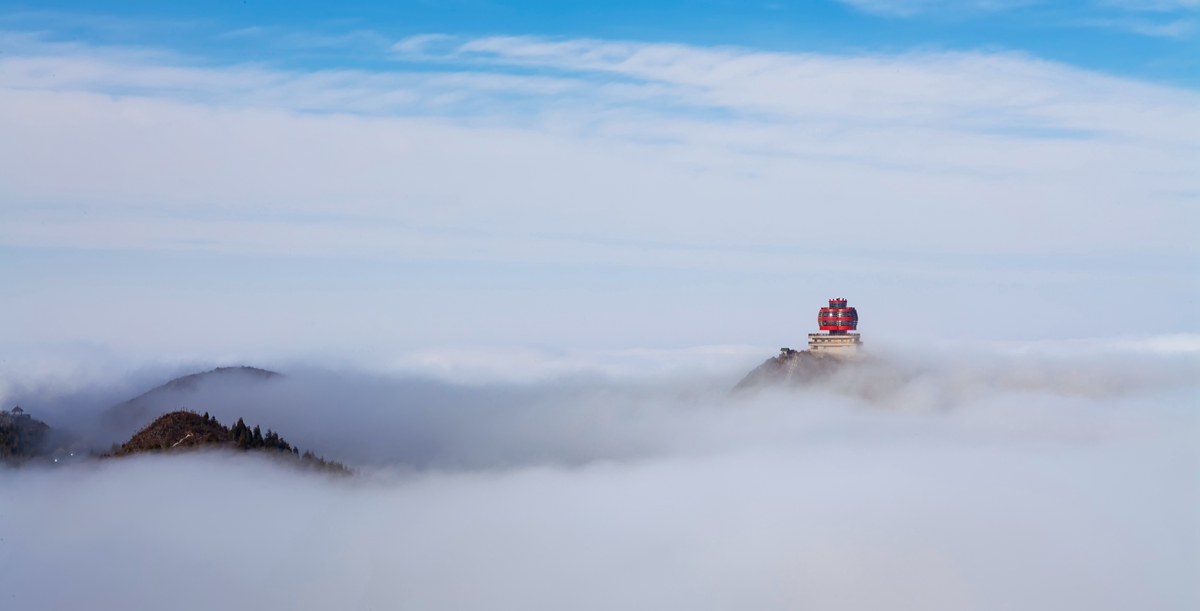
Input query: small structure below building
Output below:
<box><xmin>808</xmin><ymin>333</ymin><xmax>862</xmax><ymax>356</ymax></box>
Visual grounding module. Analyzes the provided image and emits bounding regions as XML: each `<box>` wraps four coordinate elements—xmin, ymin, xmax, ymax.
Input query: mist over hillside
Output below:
<box><xmin>0</xmin><ymin>339</ymin><xmax>1196</xmax><ymax>611</ymax></box>
<box><xmin>4</xmin><ymin>339</ymin><xmax>1197</xmax><ymax>469</ymax></box>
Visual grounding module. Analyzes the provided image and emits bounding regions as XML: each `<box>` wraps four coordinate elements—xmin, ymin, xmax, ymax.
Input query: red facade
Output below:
<box><xmin>818</xmin><ymin>298</ymin><xmax>858</xmax><ymax>333</ymax></box>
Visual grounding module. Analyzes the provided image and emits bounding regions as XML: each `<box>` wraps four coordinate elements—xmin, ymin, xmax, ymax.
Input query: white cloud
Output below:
<box><xmin>838</xmin><ymin>0</ymin><xmax>1200</xmax><ymax>18</ymax></box>
<box><xmin>836</xmin><ymin>0</ymin><xmax>1038</xmax><ymax>18</ymax></box>
<box><xmin>1082</xmin><ymin>15</ymin><xmax>1197</xmax><ymax>36</ymax></box>
<box><xmin>5</xmin><ymin>438</ymin><xmax>1192</xmax><ymax>611</ymax></box>
<box><xmin>1</xmin><ymin>33</ymin><xmax>1197</xmax><ymax>263</ymax></box>
<box><xmin>7</xmin><ymin>340</ymin><xmax>1196</xmax><ymax>464</ymax></box>
<box><xmin>1102</xmin><ymin>0</ymin><xmax>1200</xmax><ymax>10</ymax></box>
<box><xmin>392</xmin><ymin>33</ymin><xmax>457</xmax><ymax>54</ymax></box>
<box><xmin>1</xmin><ymin>349</ymin><xmax>1197</xmax><ymax>610</ymax></box>
<box><xmin>0</xmin><ymin>32</ymin><xmax>1196</xmax><ymax>354</ymax></box>
<box><xmin>1130</xmin><ymin>16</ymin><xmax>1196</xmax><ymax>33</ymax></box>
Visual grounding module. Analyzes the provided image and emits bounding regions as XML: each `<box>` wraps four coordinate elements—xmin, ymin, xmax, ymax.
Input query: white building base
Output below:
<box><xmin>807</xmin><ymin>333</ymin><xmax>862</xmax><ymax>357</ymax></box>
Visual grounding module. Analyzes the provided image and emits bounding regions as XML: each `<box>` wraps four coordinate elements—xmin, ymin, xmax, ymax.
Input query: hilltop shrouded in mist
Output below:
<box><xmin>103</xmin><ymin>366</ymin><xmax>281</xmax><ymax>433</ymax></box>
<box><xmin>108</xmin><ymin>410</ymin><xmax>348</xmax><ymax>473</ymax></box>
<box><xmin>6</xmin><ymin>339</ymin><xmax>1197</xmax><ymax>469</ymax></box>
<box><xmin>0</xmin><ymin>408</ymin><xmax>50</xmax><ymax>464</ymax></box>
<box><xmin>0</xmin><ymin>339</ymin><xmax>1196</xmax><ymax>611</ymax></box>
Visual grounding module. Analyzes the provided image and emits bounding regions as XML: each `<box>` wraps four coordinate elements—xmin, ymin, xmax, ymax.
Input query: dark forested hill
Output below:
<box><xmin>0</xmin><ymin>408</ymin><xmax>50</xmax><ymax>465</ymax></box>
<box><xmin>109</xmin><ymin>410</ymin><xmax>349</xmax><ymax>474</ymax></box>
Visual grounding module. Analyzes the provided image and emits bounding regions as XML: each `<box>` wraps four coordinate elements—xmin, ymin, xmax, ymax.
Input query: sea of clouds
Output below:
<box><xmin>0</xmin><ymin>339</ymin><xmax>1196</xmax><ymax>610</ymax></box>
<box><xmin>1</xmin><ymin>14</ymin><xmax>1196</xmax><ymax>609</ymax></box>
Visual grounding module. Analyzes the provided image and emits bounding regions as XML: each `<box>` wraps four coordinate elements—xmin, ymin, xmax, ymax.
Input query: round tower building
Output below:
<box><xmin>808</xmin><ymin>298</ymin><xmax>862</xmax><ymax>356</ymax></box>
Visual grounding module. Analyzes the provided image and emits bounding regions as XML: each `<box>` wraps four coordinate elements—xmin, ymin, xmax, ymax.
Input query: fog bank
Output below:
<box><xmin>6</xmin><ymin>341</ymin><xmax>1196</xmax><ymax>469</ymax></box>
<box><xmin>1</xmin><ymin>405</ymin><xmax>1195</xmax><ymax>611</ymax></box>
<box><xmin>0</xmin><ymin>343</ymin><xmax>1196</xmax><ymax>610</ymax></box>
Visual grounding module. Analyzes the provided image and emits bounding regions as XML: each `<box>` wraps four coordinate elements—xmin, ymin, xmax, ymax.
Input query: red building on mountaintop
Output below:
<box><xmin>808</xmin><ymin>298</ymin><xmax>862</xmax><ymax>356</ymax></box>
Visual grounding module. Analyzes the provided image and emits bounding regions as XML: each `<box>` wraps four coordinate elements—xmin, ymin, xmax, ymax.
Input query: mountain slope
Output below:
<box><xmin>110</xmin><ymin>410</ymin><xmax>349</xmax><ymax>474</ymax></box>
<box><xmin>103</xmin><ymin>366</ymin><xmax>281</xmax><ymax>433</ymax></box>
<box><xmin>732</xmin><ymin>348</ymin><xmax>845</xmax><ymax>392</ymax></box>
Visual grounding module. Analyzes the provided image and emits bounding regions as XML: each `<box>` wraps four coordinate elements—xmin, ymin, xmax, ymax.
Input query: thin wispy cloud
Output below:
<box><xmin>840</xmin><ymin>0</ymin><xmax>1200</xmax><ymax>15</ymax></box>
<box><xmin>837</xmin><ymin>0</ymin><xmax>1199</xmax><ymax>41</ymax></box>
<box><xmin>0</xmin><ymin>29</ymin><xmax>1194</xmax><ymax>357</ymax></box>
<box><xmin>1102</xmin><ymin>0</ymin><xmax>1200</xmax><ymax>10</ymax></box>
<box><xmin>837</xmin><ymin>0</ymin><xmax>1040</xmax><ymax>18</ymax></box>
<box><xmin>1082</xmin><ymin>15</ymin><xmax>1196</xmax><ymax>36</ymax></box>
<box><xmin>2</xmin><ymin>32</ymin><xmax>1196</xmax><ymax>263</ymax></box>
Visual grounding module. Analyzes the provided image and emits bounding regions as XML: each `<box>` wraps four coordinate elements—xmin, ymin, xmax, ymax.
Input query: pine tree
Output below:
<box><xmin>232</xmin><ymin>418</ymin><xmax>249</xmax><ymax>448</ymax></box>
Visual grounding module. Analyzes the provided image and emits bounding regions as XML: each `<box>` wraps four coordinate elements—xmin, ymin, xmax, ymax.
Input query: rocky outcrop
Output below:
<box><xmin>733</xmin><ymin>348</ymin><xmax>849</xmax><ymax>392</ymax></box>
<box><xmin>733</xmin><ymin>348</ymin><xmax>916</xmax><ymax>405</ymax></box>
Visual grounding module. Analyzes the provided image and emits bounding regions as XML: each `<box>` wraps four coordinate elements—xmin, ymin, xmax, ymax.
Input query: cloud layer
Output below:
<box><xmin>1</xmin><ymin>344</ymin><xmax>1197</xmax><ymax>610</ymax></box>
<box><xmin>1</xmin><ymin>31</ymin><xmax>1196</xmax><ymax>354</ymax></box>
<box><xmin>2</xmin><ymin>32</ymin><xmax>1197</xmax><ymax>261</ymax></box>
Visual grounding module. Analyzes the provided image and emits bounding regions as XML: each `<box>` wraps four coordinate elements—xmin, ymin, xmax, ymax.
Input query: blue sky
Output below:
<box><xmin>0</xmin><ymin>0</ymin><xmax>1197</xmax><ymax>366</ymax></box>
<box><xmin>4</xmin><ymin>0</ymin><xmax>1199</xmax><ymax>84</ymax></box>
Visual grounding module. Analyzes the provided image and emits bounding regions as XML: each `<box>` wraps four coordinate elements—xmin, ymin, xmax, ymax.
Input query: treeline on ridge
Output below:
<box><xmin>109</xmin><ymin>410</ymin><xmax>349</xmax><ymax>474</ymax></box>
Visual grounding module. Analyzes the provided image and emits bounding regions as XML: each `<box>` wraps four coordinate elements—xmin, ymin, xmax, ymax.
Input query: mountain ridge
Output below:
<box><xmin>103</xmin><ymin>366</ymin><xmax>282</xmax><ymax>433</ymax></box>
<box><xmin>108</xmin><ymin>410</ymin><xmax>349</xmax><ymax>474</ymax></box>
